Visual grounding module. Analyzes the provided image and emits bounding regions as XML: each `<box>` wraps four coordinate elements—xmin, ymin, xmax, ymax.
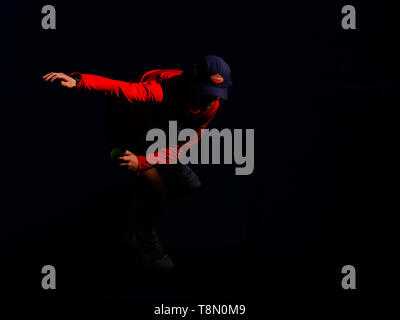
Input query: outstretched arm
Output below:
<box><xmin>42</xmin><ymin>72</ymin><xmax>163</xmax><ymax>104</ymax></box>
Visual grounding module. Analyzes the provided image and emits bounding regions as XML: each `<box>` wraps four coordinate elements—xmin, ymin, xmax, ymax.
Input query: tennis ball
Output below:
<box><xmin>110</xmin><ymin>147</ymin><xmax>126</xmax><ymax>163</ymax></box>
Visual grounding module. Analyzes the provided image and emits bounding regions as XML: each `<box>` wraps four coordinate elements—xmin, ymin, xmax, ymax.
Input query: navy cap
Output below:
<box><xmin>193</xmin><ymin>55</ymin><xmax>232</xmax><ymax>100</ymax></box>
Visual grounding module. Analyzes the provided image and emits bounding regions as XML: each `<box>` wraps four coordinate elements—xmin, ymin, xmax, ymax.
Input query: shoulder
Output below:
<box><xmin>139</xmin><ymin>69</ymin><xmax>183</xmax><ymax>82</ymax></box>
<box><xmin>185</xmin><ymin>100</ymin><xmax>221</xmax><ymax>128</ymax></box>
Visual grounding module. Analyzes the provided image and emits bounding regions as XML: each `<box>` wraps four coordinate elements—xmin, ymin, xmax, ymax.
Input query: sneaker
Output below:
<box><xmin>133</xmin><ymin>230</ymin><xmax>174</xmax><ymax>271</ymax></box>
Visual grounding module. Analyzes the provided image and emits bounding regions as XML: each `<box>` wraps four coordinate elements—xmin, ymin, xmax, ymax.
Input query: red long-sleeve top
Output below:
<box><xmin>69</xmin><ymin>69</ymin><xmax>220</xmax><ymax>172</ymax></box>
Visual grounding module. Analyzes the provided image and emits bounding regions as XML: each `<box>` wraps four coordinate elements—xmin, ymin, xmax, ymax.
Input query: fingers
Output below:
<box><xmin>42</xmin><ymin>72</ymin><xmax>66</xmax><ymax>82</ymax></box>
<box><xmin>49</xmin><ymin>74</ymin><xmax>60</xmax><ymax>83</ymax></box>
<box><xmin>43</xmin><ymin>73</ymin><xmax>57</xmax><ymax>82</ymax></box>
<box><xmin>43</xmin><ymin>72</ymin><xmax>53</xmax><ymax>79</ymax></box>
<box><xmin>117</xmin><ymin>162</ymin><xmax>129</xmax><ymax>167</ymax></box>
<box><xmin>117</xmin><ymin>155</ymin><xmax>137</xmax><ymax>171</ymax></box>
<box><xmin>51</xmin><ymin>74</ymin><xmax>68</xmax><ymax>83</ymax></box>
<box><xmin>43</xmin><ymin>72</ymin><xmax>57</xmax><ymax>81</ymax></box>
<box><xmin>118</xmin><ymin>156</ymin><xmax>130</xmax><ymax>161</ymax></box>
<box><xmin>124</xmin><ymin>150</ymin><xmax>133</xmax><ymax>156</ymax></box>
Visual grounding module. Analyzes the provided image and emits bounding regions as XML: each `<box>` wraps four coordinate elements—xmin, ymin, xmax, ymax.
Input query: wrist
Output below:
<box><xmin>72</xmin><ymin>75</ymin><xmax>81</xmax><ymax>87</ymax></box>
<box><xmin>69</xmin><ymin>73</ymin><xmax>82</xmax><ymax>88</ymax></box>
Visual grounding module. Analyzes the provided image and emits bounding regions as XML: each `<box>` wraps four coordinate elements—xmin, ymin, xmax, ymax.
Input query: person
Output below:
<box><xmin>43</xmin><ymin>55</ymin><xmax>232</xmax><ymax>271</ymax></box>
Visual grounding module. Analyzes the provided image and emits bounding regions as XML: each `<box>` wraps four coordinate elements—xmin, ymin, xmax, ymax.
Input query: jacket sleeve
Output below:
<box><xmin>135</xmin><ymin>103</ymin><xmax>219</xmax><ymax>173</ymax></box>
<box><xmin>69</xmin><ymin>72</ymin><xmax>163</xmax><ymax>103</ymax></box>
<box><xmin>135</xmin><ymin>127</ymin><xmax>203</xmax><ymax>172</ymax></box>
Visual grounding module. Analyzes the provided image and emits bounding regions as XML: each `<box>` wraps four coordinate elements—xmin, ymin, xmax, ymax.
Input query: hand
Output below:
<box><xmin>42</xmin><ymin>72</ymin><xmax>77</xmax><ymax>88</ymax></box>
<box><xmin>118</xmin><ymin>150</ymin><xmax>139</xmax><ymax>172</ymax></box>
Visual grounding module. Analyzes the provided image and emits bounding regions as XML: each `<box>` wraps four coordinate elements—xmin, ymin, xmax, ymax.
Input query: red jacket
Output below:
<box><xmin>70</xmin><ymin>69</ymin><xmax>220</xmax><ymax>172</ymax></box>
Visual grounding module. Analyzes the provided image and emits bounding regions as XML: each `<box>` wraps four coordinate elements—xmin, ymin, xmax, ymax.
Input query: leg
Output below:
<box><xmin>135</xmin><ymin>167</ymin><xmax>166</xmax><ymax>233</ymax></box>
<box><xmin>133</xmin><ymin>167</ymin><xmax>174</xmax><ymax>270</ymax></box>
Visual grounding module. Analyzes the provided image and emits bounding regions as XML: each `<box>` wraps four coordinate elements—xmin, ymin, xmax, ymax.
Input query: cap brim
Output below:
<box><xmin>197</xmin><ymin>84</ymin><xmax>228</xmax><ymax>100</ymax></box>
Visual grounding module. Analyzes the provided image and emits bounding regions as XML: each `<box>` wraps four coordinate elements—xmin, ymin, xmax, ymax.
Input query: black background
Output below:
<box><xmin>0</xmin><ymin>0</ymin><xmax>399</xmax><ymax>305</ymax></box>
